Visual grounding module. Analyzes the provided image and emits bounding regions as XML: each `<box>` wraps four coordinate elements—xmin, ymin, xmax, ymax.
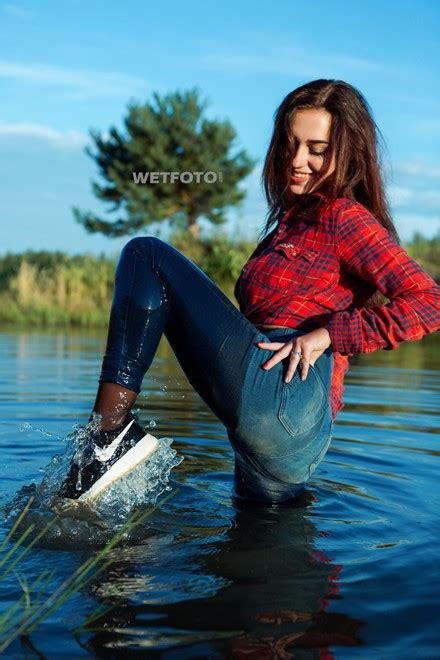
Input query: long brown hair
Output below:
<box><xmin>261</xmin><ymin>79</ymin><xmax>399</xmax><ymax>246</ymax></box>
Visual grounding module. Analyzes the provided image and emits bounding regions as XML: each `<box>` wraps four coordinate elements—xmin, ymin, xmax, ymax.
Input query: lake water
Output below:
<box><xmin>1</xmin><ymin>328</ymin><xmax>439</xmax><ymax>658</ymax></box>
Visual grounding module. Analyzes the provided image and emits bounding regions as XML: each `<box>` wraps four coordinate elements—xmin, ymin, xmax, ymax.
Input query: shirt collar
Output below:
<box><xmin>287</xmin><ymin>190</ymin><xmax>328</xmax><ymax>213</ymax></box>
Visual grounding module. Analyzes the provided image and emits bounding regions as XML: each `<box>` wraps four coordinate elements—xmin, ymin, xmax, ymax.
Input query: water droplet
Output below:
<box><xmin>149</xmin><ymin>420</ymin><xmax>157</xmax><ymax>428</ymax></box>
<box><xmin>19</xmin><ymin>422</ymin><xmax>32</xmax><ymax>432</ymax></box>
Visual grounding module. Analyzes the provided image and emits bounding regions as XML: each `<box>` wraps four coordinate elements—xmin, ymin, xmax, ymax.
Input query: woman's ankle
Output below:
<box><xmin>89</xmin><ymin>411</ymin><xmax>129</xmax><ymax>433</ymax></box>
<box><xmin>90</xmin><ymin>382</ymin><xmax>138</xmax><ymax>432</ymax></box>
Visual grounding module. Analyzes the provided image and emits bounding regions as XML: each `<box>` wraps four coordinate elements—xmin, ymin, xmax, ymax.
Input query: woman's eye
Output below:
<box><xmin>310</xmin><ymin>150</ymin><xmax>327</xmax><ymax>156</ymax></box>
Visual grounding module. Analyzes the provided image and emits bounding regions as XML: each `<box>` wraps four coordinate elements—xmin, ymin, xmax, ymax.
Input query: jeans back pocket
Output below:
<box><xmin>278</xmin><ymin>365</ymin><xmax>326</xmax><ymax>438</ymax></box>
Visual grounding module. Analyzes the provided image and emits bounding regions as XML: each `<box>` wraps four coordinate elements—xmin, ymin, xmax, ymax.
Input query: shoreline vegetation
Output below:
<box><xmin>0</xmin><ymin>230</ymin><xmax>438</xmax><ymax>327</ymax></box>
<box><xmin>0</xmin><ymin>232</ymin><xmax>255</xmax><ymax>326</ymax></box>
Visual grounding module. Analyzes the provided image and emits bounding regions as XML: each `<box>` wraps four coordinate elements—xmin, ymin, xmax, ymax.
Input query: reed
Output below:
<box><xmin>0</xmin><ymin>490</ymin><xmax>178</xmax><ymax>653</ymax></box>
<box><xmin>0</xmin><ymin>252</ymin><xmax>116</xmax><ymax>326</ymax></box>
<box><xmin>0</xmin><ymin>235</ymin><xmax>255</xmax><ymax>327</ymax></box>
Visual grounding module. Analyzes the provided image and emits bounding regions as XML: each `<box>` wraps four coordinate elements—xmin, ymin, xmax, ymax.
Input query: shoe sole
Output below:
<box><xmin>75</xmin><ymin>433</ymin><xmax>160</xmax><ymax>503</ymax></box>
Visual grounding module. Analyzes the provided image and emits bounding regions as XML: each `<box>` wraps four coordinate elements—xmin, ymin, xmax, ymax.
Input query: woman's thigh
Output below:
<box><xmin>121</xmin><ymin>237</ymin><xmax>267</xmax><ymax>430</ymax></box>
<box><xmin>227</xmin><ymin>327</ymin><xmax>334</xmax><ymax>500</ymax></box>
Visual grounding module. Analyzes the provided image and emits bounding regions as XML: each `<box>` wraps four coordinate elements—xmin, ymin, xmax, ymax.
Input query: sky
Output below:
<box><xmin>0</xmin><ymin>0</ymin><xmax>439</xmax><ymax>256</ymax></box>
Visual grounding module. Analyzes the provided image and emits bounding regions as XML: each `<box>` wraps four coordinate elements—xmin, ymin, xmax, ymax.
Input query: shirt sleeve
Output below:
<box><xmin>326</xmin><ymin>201</ymin><xmax>440</xmax><ymax>355</ymax></box>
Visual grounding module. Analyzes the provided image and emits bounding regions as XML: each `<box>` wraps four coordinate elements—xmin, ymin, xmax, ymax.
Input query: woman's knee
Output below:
<box><xmin>116</xmin><ymin>237</ymin><xmax>168</xmax><ymax>312</ymax></box>
<box><xmin>121</xmin><ymin>236</ymin><xmax>167</xmax><ymax>258</ymax></box>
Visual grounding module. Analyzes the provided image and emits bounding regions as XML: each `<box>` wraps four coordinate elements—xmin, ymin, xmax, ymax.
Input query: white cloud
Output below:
<box><xmin>387</xmin><ymin>165</ymin><xmax>440</xmax><ymax>234</ymax></box>
<box><xmin>198</xmin><ymin>31</ymin><xmax>394</xmax><ymax>78</ymax></box>
<box><xmin>0</xmin><ymin>60</ymin><xmax>149</xmax><ymax>100</ymax></box>
<box><xmin>2</xmin><ymin>3</ymin><xmax>35</xmax><ymax>20</ymax></box>
<box><xmin>388</xmin><ymin>184</ymin><xmax>414</xmax><ymax>207</ymax></box>
<box><xmin>0</xmin><ymin>122</ymin><xmax>88</xmax><ymax>149</ymax></box>
<box><xmin>422</xmin><ymin>190</ymin><xmax>440</xmax><ymax>205</ymax></box>
<box><xmin>395</xmin><ymin>162</ymin><xmax>440</xmax><ymax>181</ymax></box>
<box><xmin>388</xmin><ymin>181</ymin><xmax>440</xmax><ymax>221</ymax></box>
<box><xmin>394</xmin><ymin>212</ymin><xmax>439</xmax><ymax>241</ymax></box>
<box><xmin>203</xmin><ymin>51</ymin><xmax>384</xmax><ymax>78</ymax></box>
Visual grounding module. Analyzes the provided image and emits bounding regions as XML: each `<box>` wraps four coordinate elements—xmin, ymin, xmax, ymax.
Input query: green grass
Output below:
<box><xmin>0</xmin><ymin>490</ymin><xmax>178</xmax><ymax>653</ymax></box>
<box><xmin>405</xmin><ymin>230</ymin><xmax>440</xmax><ymax>281</ymax></box>
<box><xmin>0</xmin><ymin>251</ymin><xmax>116</xmax><ymax>326</ymax></box>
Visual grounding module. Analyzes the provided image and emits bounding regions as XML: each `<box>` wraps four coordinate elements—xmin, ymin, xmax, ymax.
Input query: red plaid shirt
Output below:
<box><xmin>234</xmin><ymin>192</ymin><xmax>440</xmax><ymax>419</ymax></box>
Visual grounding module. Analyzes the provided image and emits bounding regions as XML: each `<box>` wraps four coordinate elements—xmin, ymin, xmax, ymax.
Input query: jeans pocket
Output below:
<box><xmin>278</xmin><ymin>365</ymin><xmax>326</xmax><ymax>438</ymax></box>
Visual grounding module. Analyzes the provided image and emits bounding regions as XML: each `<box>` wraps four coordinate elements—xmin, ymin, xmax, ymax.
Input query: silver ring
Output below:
<box><xmin>290</xmin><ymin>350</ymin><xmax>302</xmax><ymax>357</ymax></box>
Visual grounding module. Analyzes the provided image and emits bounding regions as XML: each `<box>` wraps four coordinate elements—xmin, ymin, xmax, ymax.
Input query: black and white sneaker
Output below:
<box><xmin>58</xmin><ymin>414</ymin><xmax>159</xmax><ymax>502</ymax></box>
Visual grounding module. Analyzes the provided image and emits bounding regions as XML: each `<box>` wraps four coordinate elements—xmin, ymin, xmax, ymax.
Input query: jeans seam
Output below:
<box><xmin>115</xmin><ymin>248</ymin><xmax>138</xmax><ymax>379</ymax></box>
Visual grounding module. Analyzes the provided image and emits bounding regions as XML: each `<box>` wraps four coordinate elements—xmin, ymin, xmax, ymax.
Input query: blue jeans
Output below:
<box><xmin>99</xmin><ymin>237</ymin><xmax>334</xmax><ymax>504</ymax></box>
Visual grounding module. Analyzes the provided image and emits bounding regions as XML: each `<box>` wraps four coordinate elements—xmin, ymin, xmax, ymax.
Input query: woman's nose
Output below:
<box><xmin>291</xmin><ymin>146</ymin><xmax>307</xmax><ymax>169</ymax></box>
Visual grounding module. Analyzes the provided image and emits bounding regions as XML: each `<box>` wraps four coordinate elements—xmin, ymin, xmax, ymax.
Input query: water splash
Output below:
<box><xmin>5</xmin><ymin>417</ymin><xmax>184</xmax><ymax>549</ymax></box>
<box><xmin>19</xmin><ymin>422</ymin><xmax>56</xmax><ymax>438</ymax></box>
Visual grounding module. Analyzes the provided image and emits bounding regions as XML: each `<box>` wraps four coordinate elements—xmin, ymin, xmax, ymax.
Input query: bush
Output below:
<box><xmin>0</xmin><ymin>252</ymin><xmax>116</xmax><ymax>326</ymax></box>
<box><xmin>170</xmin><ymin>229</ymin><xmax>255</xmax><ymax>294</ymax></box>
<box><xmin>0</xmin><ymin>234</ymin><xmax>257</xmax><ymax>327</ymax></box>
<box><xmin>405</xmin><ymin>230</ymin><xmax>440</xmax><ymax>282</ymax></box>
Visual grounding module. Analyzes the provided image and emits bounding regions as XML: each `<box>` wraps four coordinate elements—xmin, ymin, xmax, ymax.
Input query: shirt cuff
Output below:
<box><xmin>326</xmin><ymin>311</ymin><xmax>363</xmax><ymax>355</ymax></box>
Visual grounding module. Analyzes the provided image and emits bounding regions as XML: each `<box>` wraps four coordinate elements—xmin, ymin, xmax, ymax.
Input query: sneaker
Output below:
<box><xmin>58</xmin><ymin>414</ymin><xmax>159</xmax><ymax>502</ymax></box>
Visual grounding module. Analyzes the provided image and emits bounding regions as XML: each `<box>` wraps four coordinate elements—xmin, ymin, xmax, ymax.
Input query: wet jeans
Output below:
<box><xmin>99</xmin><ymin>237</ymin><xmax>334</xmax><ymax>504</ymax></box>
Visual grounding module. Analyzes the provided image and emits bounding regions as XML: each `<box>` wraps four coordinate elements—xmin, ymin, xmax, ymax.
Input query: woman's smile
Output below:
<box><xmin>290</xmin><ymin>172</ymin><xmax>311</xmax><ymax>185</ymax></box>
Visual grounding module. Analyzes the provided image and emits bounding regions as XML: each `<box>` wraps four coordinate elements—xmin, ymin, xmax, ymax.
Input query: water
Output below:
<box><xmin>1</xmin><ymin>328</ymin><xmax>439</xmax><ymax>658</ymax></box>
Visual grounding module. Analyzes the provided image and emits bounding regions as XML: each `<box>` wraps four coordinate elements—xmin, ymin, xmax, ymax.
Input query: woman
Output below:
<box><xmin>60</xmin><ymin>79</ymin><xmax>440</xmax><ymax>505</ymax></box>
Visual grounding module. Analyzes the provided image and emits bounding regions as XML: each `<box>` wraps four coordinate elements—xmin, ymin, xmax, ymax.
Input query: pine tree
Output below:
<box><xmin>73</xmin><ymin>88</ymin><xmax>256</xmax><ymax>239</ymax></box>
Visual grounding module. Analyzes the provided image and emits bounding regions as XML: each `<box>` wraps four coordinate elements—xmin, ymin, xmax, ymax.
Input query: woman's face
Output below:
<box><xmin>287</xmin><ymin>108</ymin><xmax>336</xmax><ymax>195</ymax></box>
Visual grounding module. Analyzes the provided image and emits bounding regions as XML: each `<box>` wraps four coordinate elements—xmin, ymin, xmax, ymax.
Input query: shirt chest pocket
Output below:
<box><xmin>240</xmin><ymin>243</ymin><xmax>320</xmax><ymax>293</ymax></box>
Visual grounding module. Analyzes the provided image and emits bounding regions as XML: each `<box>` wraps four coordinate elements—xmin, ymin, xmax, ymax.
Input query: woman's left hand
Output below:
<box><xmin>257</xmin><ymin>327</ymin><xmax>331</xmax><ymax>383</ymax></box>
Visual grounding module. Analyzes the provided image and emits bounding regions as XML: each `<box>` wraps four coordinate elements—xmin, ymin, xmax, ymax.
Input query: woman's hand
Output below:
<box><xmin>257</xmin><ymin>327</ymin><xmax>331</xmax><ymax>383</ymax></box>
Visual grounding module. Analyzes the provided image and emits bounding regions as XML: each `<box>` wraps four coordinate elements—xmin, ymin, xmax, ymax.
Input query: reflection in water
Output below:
<box><xmin>78</xmin><ymin>486</ymin><xmax>364</xmax><ymax>657</ymax></box>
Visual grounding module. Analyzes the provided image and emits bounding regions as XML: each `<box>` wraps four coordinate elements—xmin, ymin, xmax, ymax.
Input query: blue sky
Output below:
<box><xmin>1</xmin><ymin>0</ymin><xmax>439</xmax><ymax>256</ymax></box>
